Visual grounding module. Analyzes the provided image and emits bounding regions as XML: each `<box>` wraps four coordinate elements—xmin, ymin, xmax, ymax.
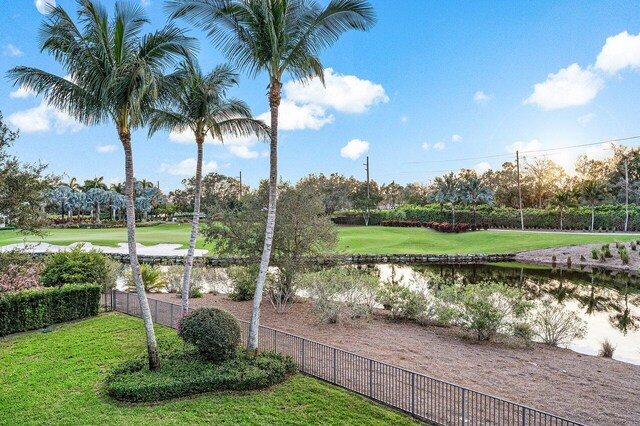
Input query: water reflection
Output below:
<box><xmin>403</xmin><ymin>263</ymin><xmax>640</xmax><ymax>364</ymax></box>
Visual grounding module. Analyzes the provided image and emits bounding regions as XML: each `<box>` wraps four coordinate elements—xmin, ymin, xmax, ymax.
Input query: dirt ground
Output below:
<box><xmin>148</xmin><ymin>293</ymin><xmax>640</xmax><ymax>426</ymax></box>
<box><xmin>516</xmin><ymin>241</ymin><xmax>640</xmax><ymax>273</ymax></box>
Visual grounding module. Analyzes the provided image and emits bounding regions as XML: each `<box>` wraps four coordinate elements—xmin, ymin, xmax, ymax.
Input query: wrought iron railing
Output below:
<box><xmin>110</xmin><ymin>290</ymin><xmax>585</xmax><ymax>426</ymax></box>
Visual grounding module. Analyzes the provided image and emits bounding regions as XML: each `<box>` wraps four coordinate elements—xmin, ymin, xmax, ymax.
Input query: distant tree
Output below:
<box><xmin>380</xmin><ymin>181</ymin><xmax>403</xmax><ymax>208</ymax></box>
<box><xmin>482</xmin><ymin>162</ymin><xmax>523</xmax><ymax>208</ymax></box>
<box><xmin>430</xmin><ymin>173</ymin><xmax>462</xmax><ymax>224</ymax></box>
<box><xmin>523</xmin><ymin>158</ymin><xmax>566</xmax><ymax>208</ymax></box>
<box><xmin>48</xmin><ymin>186</ymin><xmax>73</xmax><ymax>220</ymax></box>
<box><xmin>296</xmin><ymin>173</ymin><xmax>357</xmax><ymax>214</ymax></box>
<box><xmin>548</xmin><ymin>190</ymin><xmax>577</xmax><ymax>230</ymax></box>
<box><xmin>0</xmin><ymin>111</ymin><xmax>54</xmax><ymax>232</ymax></box>
<box><xmin>400</xmin><ymin>182</ymin><xmax>430</xmax><ymax>206</ymax></box>
<box><xmin>350</xmin><ymin>180</ymin><xmax>383</xmax><ymax>225</ymax></box>
<box><xmin>82</xmin><ymin>176</ymin><xmax>108</xmax><ymax>191</ymax></box>
<box><xmin>461</xmin><ymin>176</ymin><xmax>494</xmax><ymax>225</ymax></box>
<box><xmin>580</xmin><ymin>181</ymin><xmax>609</xmax><ymax>231</ymax></box>
<box><xmin>85</xmin><ymin>188</ymin><xmax>109</xmax><ymax>221</ymax></box>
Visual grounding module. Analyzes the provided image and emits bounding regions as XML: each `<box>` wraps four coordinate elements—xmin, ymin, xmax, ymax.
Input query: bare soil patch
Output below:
<box><xmin>149</xmin><ymin>293</ymin><xmax>640</xmax><ymax>425</ymax></box>
<box><xmin>516</xmin><ymin>241</ymin><xmax>640</xmax><ymax>273</ymax></box>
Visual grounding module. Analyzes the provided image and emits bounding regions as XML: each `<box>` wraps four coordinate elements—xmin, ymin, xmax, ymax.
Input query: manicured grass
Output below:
<box><xmin>337</xmin><ymin>226</ymin><xmax>639</xmax><ymax>254</ymax></box>
<box><xmin>0</xmin><ymin>313</ymin><xmax>417</xmax><ymax>426</ymax></box>
<box><xmin>1</xmin><ymin>223</ymin><xmax>638</xmax><ymax>255</ymax></box>
<box><xmin>0</xmin><ymin>223</ymin><xmax>211</xmax><ymax>250</ymax></box>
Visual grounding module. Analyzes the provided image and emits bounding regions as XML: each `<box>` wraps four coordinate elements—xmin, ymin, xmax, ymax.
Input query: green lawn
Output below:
<box><xmin>1</xmin><ymin>223</ymin><xmax>638</xmax><ymax>254</ymax></box>
<box><xmin>337</xmin><ymin>226</ymin><xmax>639</xmax><ymax>254</ymax></box>
<box><xmin>0</xmin><ymin>313</ymin><xmax>417</xmax><ymax>426</ymax></box>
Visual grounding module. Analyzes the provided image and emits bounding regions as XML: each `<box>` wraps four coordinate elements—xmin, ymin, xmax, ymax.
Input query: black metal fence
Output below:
<box><xmin>110</xmin><ymin>290</ymin><xmax>584</xmax><ymax>426</ymax></box>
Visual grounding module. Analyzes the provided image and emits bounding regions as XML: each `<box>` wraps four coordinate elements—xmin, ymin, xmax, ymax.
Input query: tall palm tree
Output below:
<box><xmin>8</xmin><ymin>0</ymin><xmax>194</xmax><ymax>370</ymax></box>
<box><xmin>65</xmin><ymin>177</ymin><xmax>81</xmax><ymax>192</ymax></box>
<box><xmin>462</xmin><ymin>177</ymin><xmax>494</xmax><ymax>225</ymax></box>
<box><xmin>580</xmin><ymin>181</ymin><xmax>608</xmax><ymax>231</ymax></box>
<box><xmin>149</xmin><ymin>60</ymin><xmax>267</xmax><ymax>315</ymax></box>
<box><xmin>83</xmin><ymin>176</ymin><xmax>108</xmax><ymax>191</ymax></box>
<box><xmin>548</xmin><ymin>190</ymin><xmax>576</xmax><ymax>230</ymax></box>
<box><xmin>168</xmin><ymin>0</ymin><xmax>376</xmax><ymax>352</ymax></box>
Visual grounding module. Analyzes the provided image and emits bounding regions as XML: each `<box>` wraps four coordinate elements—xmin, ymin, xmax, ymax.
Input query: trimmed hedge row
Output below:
<box><xmin>106</xmin><ymin>350</ymin><xmax>296</xmax><ymax>402</ymax></box>
<box><xmin>334</xmin><ymin>204</ymin><xmax>640</xmax><ymax>231</ymax></box>
<box><xmin>380</xmin><ymin>220</ymin><xmax>488</xmax><ymax>233</ymax></box>
<box><xmin>0</xmin><ymin>284</ymin><xmax>100</xmax><ymax>336</ymax></box>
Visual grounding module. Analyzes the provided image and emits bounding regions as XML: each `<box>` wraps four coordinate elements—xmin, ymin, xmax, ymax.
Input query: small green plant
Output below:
<box><xmin>127</xmin><ymin>264</ymin><xmax>166</xmax><ymax>292</ymax></box>
<box><xmin>604</xmin><ymin>247</ymin><xmax>613</xmax><ymax>258</ymax></box>
<box><xmin>227</xmin><ymin>265</ymin><xmax>259</xmax><ymax>301</ymax></box>
<box><xmin>620</xmin><ymin>249</ymin><xmax>629</xmax><ymax>265</ymax></box>
<box><xmin>441</xmin><ymin>282</ymin><xmax>531</xmax><ymax>341</ymax></box>
<box><xmin>41</xmin><ymin>246</ymin><xmax>118</xmax><ymax>292</ymax></box>
<box><xmin>599</xmin><ymin>339</ymin><xmax>616</xmax><ymax>358</ymax></box>
<box><xmin>531</xmin><ymin>300</ymin><xmax>587</xmax><ymax>346</ymax></box>
<box><xmin>601</xmin><ymin>243</ymin><xmax>609</xmax><ymax>251</ymax></box>
<box><xmin>177</xmin><ymin>308</ymin><xmax>241</xmax><ymax>362</ymax></box>
<box><xmin>591</xmin><ymin>248</ymin><xmax>599</xmax><ymax>260</ymax></box>
<box><xmin>566</xmin><ymin>256</ymin><xmax>572</xmax><ymax>268</ymax></box>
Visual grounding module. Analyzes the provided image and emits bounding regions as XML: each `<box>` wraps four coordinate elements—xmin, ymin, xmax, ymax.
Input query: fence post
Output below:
<box><xmin>369</xmin><ymin>359</ymin><xmax>373</xmax><ymax>397</ymax></box>
<box><xmin>522</xmin><ymin>407</ymin><xmax>526</xmax><ymax>426</ymax></box>
<box><xmin>461</xmin><ymin>388</ymin><xmax>466</xmax><ymax>426</ymax></box>
<box><xmin>126</xmin><ymin>292</ymin><xmax>129</xmax><ymax>314</ymax></box>
<box><xmin>111</xmin><ymin>289</ymin><xmax>116</xmax><ymax>312</ymax></box>
<box><xmin>411</xmin><ymin>372</ymin><xmax>416</xmax><ymax>416</ymax></box>
<box><xmin>301</xmin><ymin>339</ymin><xmax>305</xmax><ymax>372</ymax></box>
<box><xmin>333</xmin><ymin>348</ymin><xmax>337</xmax><ymax>383</ymax></box>
<box><xmin>274</xmin><ymin>330</ymin><xmax>278</xmax><ymax>353</ymax></box>
<box><xmin>170</xmin><ymin>303</ymin><xmax>174</xmax><ymax>328</ymax></box>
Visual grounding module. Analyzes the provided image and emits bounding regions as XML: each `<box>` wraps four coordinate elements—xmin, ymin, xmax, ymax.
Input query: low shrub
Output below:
<box><xmin>0</xmin><ymin>263</ymin><xmax>43</xmax><ymax>293</ymax></box>
<box><xmin>441</xmin><ymin>282</ymin><xmax>531</xmax><ymax>341</ymax></box>
<box><xmin>599</xmin><ymin>339</ymin><xmax>616</xmax><ymax>358</ymax></box>
<box><xmin>178</xmin><ymin>308</ymin><xmax>241</xmax><ymax>362</ymax></box>
<box><xmin>591</xmin><ymin>248</ymin><xmax>599</xmax><ymax>260</ymax></box>
<box><xmin>227</xmin><ymin>265</ymin><xmax>259</xmax><ymax>301</ymax></box>
<box><xmin>620</xmin><ymin>249</ymin><xmax>629</xmax><ymax>265</ymax></box>
<box><xmin>531</xmin><ymin>300</ymin><xmax>587</xmax><ymax>346</ymax></box>
<box><xmin>380</xmin><ymin>219</ymin><xmax>476</xmax><ymax>233</ymax></box>
<box><xmin>299</xmin><ymin>267</ymin><xmax>379</xmax><ymax>323</ymax></box>
<box><xmin>0</xmin><ymin>249</ymin><xmax>38</xmax><ymax>272</ymax></box>
<box><xmin>0</xmin><ymin>283</ymin><xmax>100</xmax><ymax>336</ymax></box>
<box><xmin>127</xmin><ymin>264</ymin><xmax>166</xmax><ymax>293</ymax></box>
<box><xmin>106</xmin><ymin>350</ymin><xmax>296</xmax><ymax>402</ymax></box>
<box><xmin>41</xmin><ymin>246</ymin><xmax>118</xmax><ymax>292</ymax></box>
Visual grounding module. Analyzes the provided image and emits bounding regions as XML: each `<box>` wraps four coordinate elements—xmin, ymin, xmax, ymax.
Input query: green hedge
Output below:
<box><xmin>333</xmin><ymin>204</ymin><xmax>640</xmax><ymax>231</ymax></box>
<box><xmin>0</xmin><ymin>284</ymin><xmax>101</xmax><ymax>336</ymax></box>
<box><xmin>106</xmin><ymin>350</ymin><xmax>296</xmax><ymax>402</ymax></box>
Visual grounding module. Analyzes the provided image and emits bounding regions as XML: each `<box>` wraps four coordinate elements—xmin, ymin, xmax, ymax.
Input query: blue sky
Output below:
<box><xmin>2</xmin><ymin>0</ymin><xmax>640</xmax><ymax>191</ymax></box>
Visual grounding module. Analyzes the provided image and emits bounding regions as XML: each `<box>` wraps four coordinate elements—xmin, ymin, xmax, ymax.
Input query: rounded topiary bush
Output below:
<box><xmin>178</xmin><ymin>308</ymin><xmax>241</xmax><ymax>362</ymax></box>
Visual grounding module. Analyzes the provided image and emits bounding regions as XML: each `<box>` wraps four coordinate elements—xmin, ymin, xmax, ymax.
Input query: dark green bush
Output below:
<box><xmin>40</xmin><ymin>246</ymin><xmax>118</xmax><ymax>292</ymax></box>
<box><xmin>0</xmin><ymin>283</ymin><xmax>100</xmax><ymax>336</ymax></box>
<box><xmin>227</xmin><ymin>265</ymin><xmax>259</xmax><ymax>301</ymax></box>
<box><xmin>178</xmin><ymin>308</ymin><xmax>241</xmax><ymax>362</ymax></box>
<box><xmin>106</xmin><ymin>350</ymin><xmax>296</xmax><ymax>402</ymax></box>
<box><xmin>0</xmin><ymin>249</ymin><xmax>39</xmax><ymax>273</ymax></box>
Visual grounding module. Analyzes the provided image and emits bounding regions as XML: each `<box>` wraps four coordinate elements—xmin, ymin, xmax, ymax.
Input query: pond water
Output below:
<box><xmin>117</xmin><ymin>262</ymin><xmax>640</xmax><ymax>365</ymax></box>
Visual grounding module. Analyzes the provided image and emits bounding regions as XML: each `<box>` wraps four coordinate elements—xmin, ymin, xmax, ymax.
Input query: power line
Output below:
<box><xmin>405</xmin><ymin>135</ymin><xmax>640</xmax><ymax>164</ymax></box>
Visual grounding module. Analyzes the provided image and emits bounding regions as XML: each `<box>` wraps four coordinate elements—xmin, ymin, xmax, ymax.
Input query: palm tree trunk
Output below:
<box><xmin>591</xmin><ymin>207</ymin><xmax>595</xmax><ymax>231</ymax></box>
<box><xmin>473</xmin><ymin>204</ymin><xmax>477</xmax><ymax>226</ymax></box>
<box><xmin>181</xmin><ymin>136</ymin><xmax>204</xmax><ymax>315</ymax></box>
<box><xmin>121</xmin><ymin>129</ymin><xmax>160</xmax><ymax>371</ymax></box>
<box><xmin>560</xmin><ymin>210</ymin><xmax>563</xmax><ymax>230</ymax></box>
<box><xmin>248</xmin><ymin>78</ymin><xmax>280</xmax><ymax>352</ymax></box>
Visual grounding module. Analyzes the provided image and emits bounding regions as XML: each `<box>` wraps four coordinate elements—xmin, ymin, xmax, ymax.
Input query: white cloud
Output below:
<box><xmin>595</xmin><ymin>31</ymin><xmax>640</xmax><ymax>74</ymax></box>
<box><xmin>96</xmin><ymin>144</ymin><xmax>117</xmax><ymax>154</ymax></box>
<box><xmin>433</xmin><ymin>142</ymin><xmax>445</xmax><ymax>151</ymax></box>
<box><xmin>141</xmin><ymin>0</ymin><xmax>151</xmax><ymax>6</ymax></box>
<box><xmin>283</xmin><ymin>68</ymin><xmax>388</xmax><ymax>114</ymax></box>
<box><xmin>340</xmin><ymin>139</ymin><xmax>369</xmax><ymax>160</ymax></box>
<box><xmin>3</xmin><ymin>44</ymin><xmax>23</xmax><ymax>57</ymax></box>
<box><xmin>505</xmin><ymin>139</ymin><xmax>542</xmax><ymax>154</ymax></box>
<box><xmin>227</xmin><ymin>145</ymin><xmax>258</xmax><ymax>159</ymax></box>
<box><xmin>585</xmin><ymin>142</ymin><xmax>617</xmax><ymax>161</ymax></box>
<box><xmin>35</xmin><ymin>0</ymin><xmax>56</xmax><ymax>14</ymax></box>
<box><xmin>524</xmin><ymin>64</ymin><xmax>603</xmax><ymax>110</ymax></box>
<box><xmin>9</xmin><ymin>86</ymin><xmax>35</xmax><ymax>99</ymax></box>
<box><xmin>577</xmin><ymin>112</ymin><xmax>597</xmax><ymax>126</ymax></box>
<box><xmin>7</xmin><ymin>101</ymin><xmax>83</xmax><ymax>134</ymax></box>
<box><xmin>451</xmin><ymin>134</ymin><xmax>463</xmax><ymax>143</ymax></box>
<box><xmin>257</xmin><ymin>100</ymin><xmax>333</xmax><ymax>131</ymax></box>
<box><xmin>474</xmin><ymin>162</ymin><xmax>491</xmax><ymax>174</ymax></box>
<box><xmin>400</xmin><ymin>115</ymin><xmax>408</xmax><ymax>124</ymax></box>
<box><xmin>158</xmin><ymin>158</ymin><xmax>218</xmax><ymax>176</ymax></box>
<box><xmin>473</xmin><ymin>91</ymin><xmax>492</xmax><ymax>104</ymax></box>
<box><xmin>421</xmin><ymin>142</ymin><xmax>429</xmax><ymax>151</ymax></box>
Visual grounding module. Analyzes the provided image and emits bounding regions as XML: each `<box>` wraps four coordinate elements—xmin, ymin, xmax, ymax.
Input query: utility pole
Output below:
<box><xmin>364</xmin><ymin>156</ymin><xmax>371</xmax><ymax>226</ymax></box>
<box><xmin>624</xmin><ymin>159</ymin><xmax>629</xmax><ymax>232</ymax></box>
<box><xmin>238</xmin><ymin>171</ymin><xmax>243</xmax><ymax>200</ymax></box>
<box><xmin>516</xmin><ymin>150</ymin><xmax>524</xmax><ymax>230</ymax></box>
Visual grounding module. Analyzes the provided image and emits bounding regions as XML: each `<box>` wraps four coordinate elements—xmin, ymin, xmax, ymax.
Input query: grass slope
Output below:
<box><xmin>0</xmin><ymin>313</ymin><xmax>417</xmax><ymax>426</ymax></box>
<box><xmin>337</xmin><ymin>227</ymin><xmax>639</xmax><ymax>254</ymax></box>
<box><xmin>1</xmin><ymin>223</ymin><xmax>638</xmax><ymax>254</ymax></box>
